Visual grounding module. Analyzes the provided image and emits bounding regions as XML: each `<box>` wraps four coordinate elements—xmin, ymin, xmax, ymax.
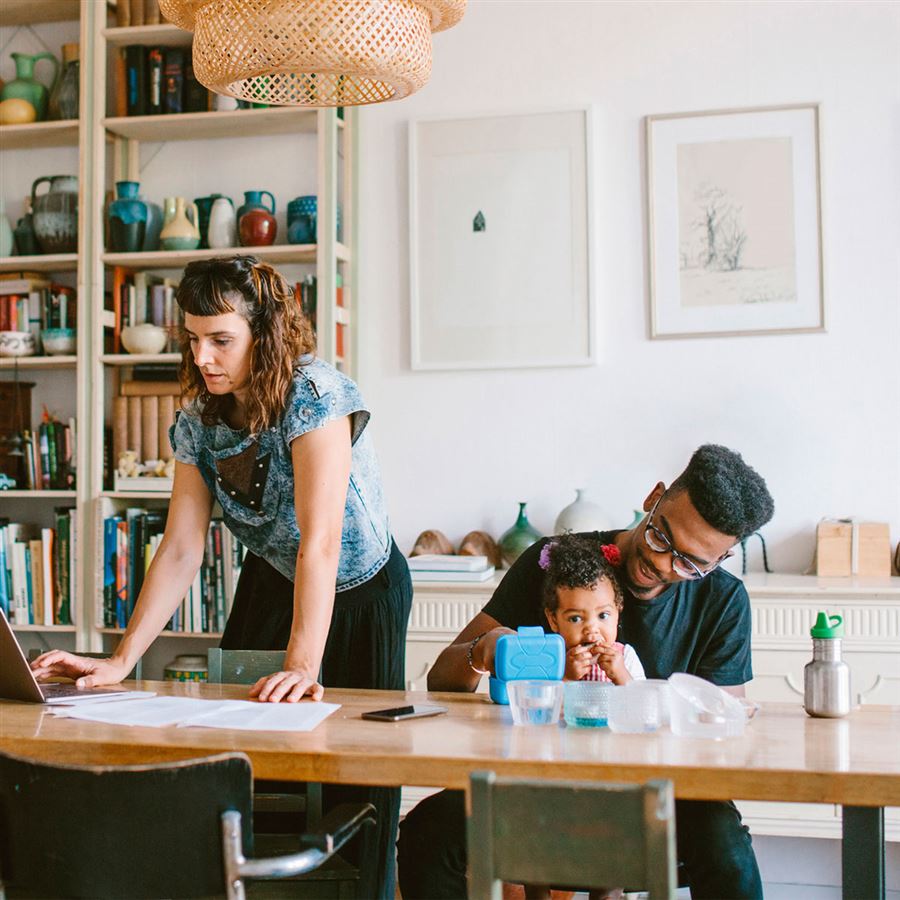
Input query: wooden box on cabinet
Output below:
<box><xmin>816</xmin><ymin>520</ymin><xmax>892</xmax><ymax>577</ymax></box>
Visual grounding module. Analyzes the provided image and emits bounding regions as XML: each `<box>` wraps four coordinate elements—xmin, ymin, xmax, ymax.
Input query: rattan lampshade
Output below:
<box><xmin>158</xmin><ymin>0</ymin><xmax>466</xmax><ymax>107</ymax></box>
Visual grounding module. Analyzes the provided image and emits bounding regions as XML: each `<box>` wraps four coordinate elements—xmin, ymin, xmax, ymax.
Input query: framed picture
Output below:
<box><xmin>646</xmin><ymin>103</ymin><xmax>824</xmax><ymax>339</ymax></box>
<box><xmin>409</xmin><ymin>109</ymin><xmax>594</xmax><ymax>370</ymax></box>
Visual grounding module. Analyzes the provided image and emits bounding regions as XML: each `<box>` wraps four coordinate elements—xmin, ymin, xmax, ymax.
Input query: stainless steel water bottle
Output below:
<box><xmin>804</xmin><ymin>611</ymin><xmax>851</xmax><ymax>718</ymax></box>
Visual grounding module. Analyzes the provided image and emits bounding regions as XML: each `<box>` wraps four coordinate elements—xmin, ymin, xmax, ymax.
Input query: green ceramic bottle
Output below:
<box><xmin>1</xmin><ymin>52</ymin><xmax>60</xmax><ymax>121</ymax></box>
<box><xmin>499</xmin><ymin>501</ymin><xmax>543</xmax><ymax>567</ymax></box>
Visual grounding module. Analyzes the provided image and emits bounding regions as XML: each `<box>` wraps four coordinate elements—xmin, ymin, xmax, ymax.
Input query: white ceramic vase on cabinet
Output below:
<box><xmin>554</xmin><ymin>488</ymin><xmax>610</xmax><ymax>535</ymax></box>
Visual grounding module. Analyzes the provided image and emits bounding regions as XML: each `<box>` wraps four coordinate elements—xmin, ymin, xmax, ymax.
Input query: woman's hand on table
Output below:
<box><xmin>249</xmin><ymin>669</ymin><xmax>324</xmax><ymax>703</ymax></box>
<box><xmin>30</xmin><ymin>651</ymin><xmax>130</xmax><ymax>688</ymax></box>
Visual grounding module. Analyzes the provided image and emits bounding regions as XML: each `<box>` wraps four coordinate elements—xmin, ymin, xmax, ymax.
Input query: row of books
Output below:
<box><xmin>105</xmin><ymin>268</ymin><xmax>180</xmax><ymax>354</ymax></box>
<box><xmin>13</xmin><ymin>415</ymin><xmax>76</xmax><ymax>492</ymax></box>
<box><xmin>116</xmin><ymin>45</ymin><xmax>210</xmax><ymax>118</ymax></box>
<box><xmin>0</xmin><ymin>510</ymin><xmax>76</xmax><ymax>626</ymax></box>
<box><xmin>111</xmin><ymin>390</ymin><xmax>179</xmax><ymax>469</ymax></box>
<box><xmin>102</xmin><ymin>511</ymin><xmax>245</xmax><ymax>634</ymax></box>
<box><xmin>0</xmin><ymin>278</ymin><xmax>77</xmax><ymax>344</ymax></box>
<box><xmin>293</xmin><ymin>274</ymin><xmax>349</xmax><ymax>359</ymax></box>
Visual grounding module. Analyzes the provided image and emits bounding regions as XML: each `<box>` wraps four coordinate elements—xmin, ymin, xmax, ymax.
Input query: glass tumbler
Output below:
<box><xmin>563</xmin><ymin>681</ymin><xmax>614</xmax><ymax>727</ymax></box>
<box><xmin>507</xmin><ymin>680</ymin><xmax>564</xmax><ymax>726</ymax></box>
<box><xmin>608</xmin><ymin>681</ymin><xmax>665</xmax><ymax>733</ymax></box>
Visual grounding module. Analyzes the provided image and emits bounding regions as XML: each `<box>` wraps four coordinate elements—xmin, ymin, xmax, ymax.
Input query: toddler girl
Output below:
<box><xmin>540</xmin><ymin>534</ymin><xmax>644</xmax><ymax>685</ymax></box>
<box><xmin>521</xmin><ymin>536</ymin><xmax>645</xmax><ymax>900</ymax></box>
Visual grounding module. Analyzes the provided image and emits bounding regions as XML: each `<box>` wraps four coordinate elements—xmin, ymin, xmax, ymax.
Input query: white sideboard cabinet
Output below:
<box><xmin>405</xmin><ymin>572</ymin><xmax>900</xmax><ymax>839</ymax></box>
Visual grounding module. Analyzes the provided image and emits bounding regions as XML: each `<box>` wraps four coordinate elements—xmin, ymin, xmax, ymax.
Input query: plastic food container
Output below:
<box><xmin>668</xmin><ymin>673</ymin><xmax>746</xmax><ymax>739</ymax></box>
<box><xmin>507</xmin><ymin>679</ymin><xmax>564</xmax><ymax>726</ymax></box>
<box><xmin>608</xmin><ymin>680</ymin><xmax>669</xmax><ymax>733</ymax></box>
<box><xmin>563</xmin><ymin>681</ymin><xmax>613</xmax><ymax>727</ymax></box>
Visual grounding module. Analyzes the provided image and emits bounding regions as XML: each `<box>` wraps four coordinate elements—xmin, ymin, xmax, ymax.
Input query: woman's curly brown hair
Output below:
<box><xmin>176</xmin><ymin>255</ymin><xmax>316</xmax><ymax>434</ymax></box>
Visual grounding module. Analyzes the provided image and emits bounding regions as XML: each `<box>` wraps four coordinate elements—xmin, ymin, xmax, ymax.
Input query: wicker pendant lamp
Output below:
<box><xmin>157</xmin><ymin>0</ymin><xmax>466</xmax><ymax>107</ymax></box>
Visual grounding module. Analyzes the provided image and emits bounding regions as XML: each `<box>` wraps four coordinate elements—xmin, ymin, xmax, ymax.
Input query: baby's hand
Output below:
<box><xmin>592</xmin><ymin>642</ymin><xmax>631</xmax><ymax>685</ymax></box>
<box><xmin>564</xmin><ymin>643</ymin><xmax>597</xmax><ymax>681</ymax></box>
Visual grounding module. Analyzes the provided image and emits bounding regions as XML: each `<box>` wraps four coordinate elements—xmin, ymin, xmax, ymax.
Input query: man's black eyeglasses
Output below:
<box><xmin>642</xmin><ymin>495</ymin><xmax>732</xmax><ymax>579</ymax></box>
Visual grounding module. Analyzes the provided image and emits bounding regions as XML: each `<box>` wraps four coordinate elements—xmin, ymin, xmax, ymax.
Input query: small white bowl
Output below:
<box><xmin>121</xmin><ymin>324</ymin><xmax>168</xmax><ymax>355</ymax></box>
<box><xmin>0</xmin><ymin>330</ymin><xmax>37</xmax><ymax>357</ymax></box>
<box><xmin>41</xmin><ymin>327</ymin><xmax>77</xmax><ymax>355</ymax></box>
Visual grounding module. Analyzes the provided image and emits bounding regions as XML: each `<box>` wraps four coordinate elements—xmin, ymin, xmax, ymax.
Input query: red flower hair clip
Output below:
<box><xmin>601</xmin><ymin>543</ymin><xmax>622</xmax><ymax>566</ymax></box>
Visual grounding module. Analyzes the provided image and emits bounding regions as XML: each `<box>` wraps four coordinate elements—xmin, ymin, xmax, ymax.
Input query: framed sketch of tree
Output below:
<box><xmin>646</xmin><ymin>104</ymin><xmax>824</xmax><ymax>339</ymax></box>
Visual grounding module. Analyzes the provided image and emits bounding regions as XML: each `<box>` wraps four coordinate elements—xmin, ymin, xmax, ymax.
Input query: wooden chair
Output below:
<box><xmin>0</xmin><ymin>748</ymin><xmax>373</xmax><ymax>900</ymax></box>
<box><xmin>467</xmin><ymin>771</ymin><xmax>677</xmax><ymax>900</ymax></box>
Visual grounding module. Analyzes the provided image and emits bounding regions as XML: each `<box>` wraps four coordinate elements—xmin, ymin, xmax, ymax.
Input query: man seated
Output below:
<box><xmin>397</xmin><ymin>444</ymin><xmax>774</xmax><ymax>900</ymax></box>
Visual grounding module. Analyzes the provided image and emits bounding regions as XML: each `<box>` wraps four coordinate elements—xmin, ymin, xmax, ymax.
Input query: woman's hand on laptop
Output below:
<box><xmin>30</xmin><ymin>651</ymin><xmax>129</xmax><ymax>688</ymax></box>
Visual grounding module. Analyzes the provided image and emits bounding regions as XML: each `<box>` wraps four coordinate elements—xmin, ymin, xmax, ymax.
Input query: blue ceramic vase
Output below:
<box><xmin>237</xmin><ymin>190</ymin><xmax>275</xmax><ymax>221</ymax></box>
<box><xmin>287</xmin><ymin>195</ymin><xmax>317</xmax><ymax>244</ymax></box>
<box><xmin>108</xmin><ymin>181</ymin><xmax>148</xmax><ymax>252</ymax></box>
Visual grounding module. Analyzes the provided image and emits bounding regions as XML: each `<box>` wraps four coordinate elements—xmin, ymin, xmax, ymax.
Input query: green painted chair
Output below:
<box><xmin>207</xmin><ymin>648</ymin><xmax>360</xmax><ymax>899</ymax></box>
<box><xmin>467</xmin><ymin>771</ymin><xmax>677</xmax><ymax>900</ymax></box>
<box><xmin>0</xmin><ymin>748</ymin><xmax>373</xmax><ymax>900</ymax></box>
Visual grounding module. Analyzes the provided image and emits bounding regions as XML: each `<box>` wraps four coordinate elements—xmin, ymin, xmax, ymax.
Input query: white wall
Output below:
<box><xmin>355</xmin><ymin>0</ymin><xmax>900</xmax><ymax>571</ymax></box>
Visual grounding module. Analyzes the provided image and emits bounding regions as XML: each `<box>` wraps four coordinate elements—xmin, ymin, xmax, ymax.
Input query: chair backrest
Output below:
<box><xmin>0</xmin><ymin>749</ymin><xmax>252</xmax><ymax>899</ymax></box>
<box><xmin>467</xmin><ymin>771</ymin><xmax>676</xmax><ymax>900</ymax></box>
<box><xmin>208</xmin><ymin>648</ymin><xmax>286</xmax><ymax>684</ymax></box>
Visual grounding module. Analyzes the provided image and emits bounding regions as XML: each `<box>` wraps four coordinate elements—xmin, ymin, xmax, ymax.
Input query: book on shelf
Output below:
<box><xmin>409</xmin><ymin>566</ymin><xmax>496</xmax><ymax>583</ymax></box>
<box><xmin>407</xmin><ymin>554</ymin><xmax>491</xmax><ymax>572</ymax></box>
<box><xmin>144</xmin><ymin>0</ymin><xmax>161</xmax><ymax>26</ymax></box>
<box><xmin>124</xmin><ymin>46</ymin><xmax>148</xmax><ymax>117</ymax></box>
<box><xmin>130</xmin><ymin>0</ymin><xmax>145</xmax><ymax>28</ymax></box>
<box><xmin>163</xmin><ymin>48</ymin><xmax>185</xmax><ymax>115</ymax></box>
<box><xmin>147</xmin><ymin>47</ymin><xmax>164</xmax><ymax>115</ymax></box>
<box><xmin>0</xmin><ymin>514</ymin><xmax>75</xmax><ymax>626</ymax></box>
<box><xmin>102</xmin><ymin>513</ymin><xmax>245</xmax><ymax>634</ymax></box>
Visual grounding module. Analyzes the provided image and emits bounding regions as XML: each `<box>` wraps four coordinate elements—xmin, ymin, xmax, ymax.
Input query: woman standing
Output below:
<box><xmin>32</xmin><ymin>255</ymin><xmax>411</xmax><ymax>899</ymax></box>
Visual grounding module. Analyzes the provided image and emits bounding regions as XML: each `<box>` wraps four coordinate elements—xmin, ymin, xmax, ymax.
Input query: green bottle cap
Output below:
<box><xmin>810</xmin><ymin>611</ymin><xmax>844</xmax><ymax>639</ymax></box>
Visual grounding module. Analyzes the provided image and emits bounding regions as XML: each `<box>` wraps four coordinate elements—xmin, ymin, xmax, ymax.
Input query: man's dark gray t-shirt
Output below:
<box><xmin>483</xmin><ymin>530</ymin><xmax>752</xmax><ymax>685</ymax></box>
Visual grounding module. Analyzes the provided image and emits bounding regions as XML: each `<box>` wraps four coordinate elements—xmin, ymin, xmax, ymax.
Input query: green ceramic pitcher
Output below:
<box><xmin>1</xmin><ymin>52</ymin><xmax>60</xmax><ymax>121</ymax></box>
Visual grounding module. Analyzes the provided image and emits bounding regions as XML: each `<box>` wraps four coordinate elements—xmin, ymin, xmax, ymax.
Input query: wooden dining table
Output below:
<box><xmin>2</xmin><ymin>682</ymin><xmax>898</xmax><ymax>898</ymax></box>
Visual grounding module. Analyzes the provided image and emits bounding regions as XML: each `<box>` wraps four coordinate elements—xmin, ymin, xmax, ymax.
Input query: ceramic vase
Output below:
<box><xmin>1</xmin><ymin>52</ymin><xmax>59</xmax><ymax>121</ymax></box>
<box><xmin>287</xmin><ymin>195</ymin><xmax>316</xmax><ymax>244</ymax></box>
<box><xmin>142</xmin><ymin>198</ymin><xmax>163</xmax><ymax>251</ymax></box>
<box><xmin>13</xmin><ymin>197</ymin><xmax>39</xmax><ymax>256</ymax></box>
<box><xmin>108</xmin><ymin>181</ymin><xmax>148</xmax><ymax>252</ymax></box>
<box><xmin>499</xmin><ymin>501</ymin><xmax>543</xmax><ymax>567</ymax></box>
<box><xmin>159</xmin><ymin>197</ymin><xmax>200</xmax><ymax>251</ymax></box>
<box><xmin>54</xmin><ymin>43</ymin><xmax>79</xmax><ymax>120</ymax></box>
<box><xmin>194</xmin><ymin>194</ymin><xmax>228</xmax><ymax>249</ymax></box>
<box><xmin>239</xmin><ymin>207</ymin><xmax>277</xmax><ymax>246</ymax></box>
<box><xmin>0</xmin><ymin>201</ymin><xmax>13</xmax><ymax>258</ymax></box>
<box><xmin>207</xmin><ymin>197</ymin><xmax>237</xmax><ymax>249</ymax></box>
<box><xmin>236</xmin><ymin>190</ymin><xmax>276</xmax><ymax>222</ymax></box>
<box><xmin>554</xmin><ymin>488</ymin><xmax>611</xmax><ymax>535</ymax></box>
<box><xmin>31</xmin><ymin>175</ymin><xmax>78</xmax><ymax>253</ymax></box>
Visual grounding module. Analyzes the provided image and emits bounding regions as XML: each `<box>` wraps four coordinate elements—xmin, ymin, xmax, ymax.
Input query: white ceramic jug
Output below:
<box><xmin>207</xmin><ymin>197</ymin><xmax>237</xmax><ymax>249</ymax></box>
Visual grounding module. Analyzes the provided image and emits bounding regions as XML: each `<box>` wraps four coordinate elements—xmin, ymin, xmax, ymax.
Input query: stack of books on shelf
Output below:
<box><xmin>102</xmin><ymin>511</ymin><xmax>245</xmax><ymax>634</ymax></box>
<box><xmin>0</xmin><ymin>510</ymin><xmax>76</xmax><ymax>626</ymax></box>
<box><xmin>111</xmin><ymin>378</ymin><xmax>178</xmax><ymax>491</ymax></box>
<box><xmin>407</xmin><ymin>554</ymin><xmax>496</xmax><ymax>583</ymax></box>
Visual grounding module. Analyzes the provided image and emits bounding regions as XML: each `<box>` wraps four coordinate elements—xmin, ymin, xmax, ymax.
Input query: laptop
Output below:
<box><xmin>0</xmin><ymin>611</ymin><xmax>127</xmax><ymax>704</ymax></box>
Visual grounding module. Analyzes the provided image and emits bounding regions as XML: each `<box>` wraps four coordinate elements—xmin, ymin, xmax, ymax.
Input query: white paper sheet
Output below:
<box><xmin>47</xmin><ymin>695</ymin><xmax>340</xmax><ymax>732</ymax></box>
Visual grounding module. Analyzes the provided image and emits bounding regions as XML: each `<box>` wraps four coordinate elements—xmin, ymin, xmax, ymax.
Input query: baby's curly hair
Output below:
<box><xmin>541</xmin><ymin>534</ymin><xmax>623</xmax><ymax>613</ymax></box>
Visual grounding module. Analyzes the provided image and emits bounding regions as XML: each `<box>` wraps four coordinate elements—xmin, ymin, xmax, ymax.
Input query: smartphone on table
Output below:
<box><xmin>361</xmin><ymin>705</ymin><xmax>448</xmax><ymax>722</ymax></box>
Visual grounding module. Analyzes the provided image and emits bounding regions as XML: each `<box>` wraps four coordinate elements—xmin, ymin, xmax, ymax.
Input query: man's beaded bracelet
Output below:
<box><xmin>466</xmin><ymin>632</ymin><xmax>490</xmax><ymax>675</ymax></box>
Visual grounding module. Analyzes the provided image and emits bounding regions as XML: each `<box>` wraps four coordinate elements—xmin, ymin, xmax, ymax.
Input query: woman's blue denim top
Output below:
<box><xmin>170</xmin><ymin>357</ymin><xmax>391</xmax><ymax>590</ymax></box>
